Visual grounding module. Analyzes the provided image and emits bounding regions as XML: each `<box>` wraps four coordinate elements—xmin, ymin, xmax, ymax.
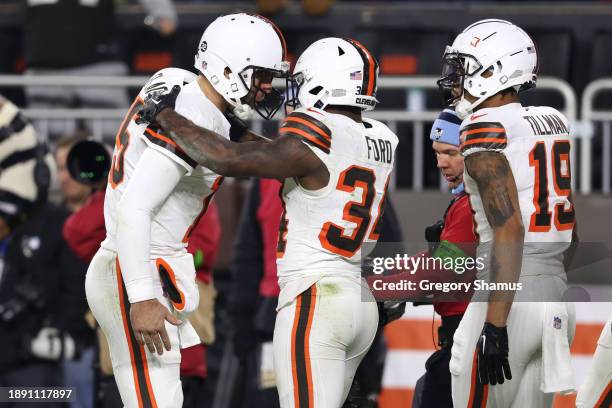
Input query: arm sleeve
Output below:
<box><xmin>116</xmin><ymin>148</ymin><xmax>186</xmax><ymax>303</ymax></box>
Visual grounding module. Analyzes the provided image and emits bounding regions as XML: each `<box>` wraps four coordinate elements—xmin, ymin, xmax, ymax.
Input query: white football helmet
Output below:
<box><xmin>194</xmin><ymin>13</ymin><xmax>289</xmax><ymax>120</ymax></box>
<box><xmin>286</xmin><ymin>37</ymin><xmax>379</xmax><ymax>112</ymax></box>
<box><xmin>437</xmin><ymin>19</ymin><xmax>538</xmax><ymax>119</ymax></box>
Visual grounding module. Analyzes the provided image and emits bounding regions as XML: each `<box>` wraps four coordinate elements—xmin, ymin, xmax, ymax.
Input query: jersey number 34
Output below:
<box><xmin>319</xmin><ymin>165</ymin><xmax>389</xmax><ymax>257</ymax></box>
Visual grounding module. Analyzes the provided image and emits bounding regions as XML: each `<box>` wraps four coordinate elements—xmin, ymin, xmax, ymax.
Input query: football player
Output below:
<box><xmin>576</xmin><ymin>313</ymin><xmax>612</xmax><ymax>407</ymax></box>
<box><xmin>85</xmin><ymin>13</ymin><xmax>288</xmax><ymax>408</ymax></box>
<box><xmin>138</xmin><ymin>37</ymin><xmax>398</xmax><ymax>408</ymax></box>
<box><xmin>437</xmin><ymin>19</ymin><xmax>578</xmax><ymax>407</ymax></box>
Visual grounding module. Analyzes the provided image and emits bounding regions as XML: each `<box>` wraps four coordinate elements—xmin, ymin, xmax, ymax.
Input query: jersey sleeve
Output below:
<box><xmin>141</xmin><ymin>125</ymin><xmax>198</xmax><ymax>171</ymax></box>
<box><xmin>116</xmin><ymin>148</ymin><xmax>186</xmax><ymax>303</ymax></box>
<box><xmin>460</xmin><ymin>120</ymin><xmax>507</xmax><ymax>157</ymax></box>
<box><xmin>279</xmin><ymin>110</ymin><xmax>332</xmax><ymax>154</ymax></box>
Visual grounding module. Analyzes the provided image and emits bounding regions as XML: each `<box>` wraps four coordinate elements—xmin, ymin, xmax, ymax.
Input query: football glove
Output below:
<box><xmin>30</xmin><ymin>327</ymin><xmax>76</xmax><ymax>361</ymax></box>
<box><xmin>476</xmin><ymin>322</ymin><xmax>512</xmax><ymax>385</ymax></box>
<box><xmin>377</xmin><ymin>301</ymin><xmax>406</xmax><ymax>327</ymax></box>
<box><xmin>136</xmin><ymin>85</ymin><xmax>181</xmax><ymax>125</ymax></box>
<box><xmin>225</xmin><ymin>110</ymin><xmax>249</xmax><ymax>142</ymax></box>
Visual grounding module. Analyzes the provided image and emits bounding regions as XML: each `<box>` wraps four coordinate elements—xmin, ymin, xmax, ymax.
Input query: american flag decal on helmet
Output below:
<box><xmin>350</xmin><ymin>70</ymin><xmax>363</xmax><ymax>80</ymax></box>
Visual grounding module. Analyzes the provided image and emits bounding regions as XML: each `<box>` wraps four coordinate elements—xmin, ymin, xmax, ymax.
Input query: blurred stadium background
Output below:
<box><xmin>0</xmin><ymin>1</ymin><xmax>611</xmax><ymax>407</ymax></box>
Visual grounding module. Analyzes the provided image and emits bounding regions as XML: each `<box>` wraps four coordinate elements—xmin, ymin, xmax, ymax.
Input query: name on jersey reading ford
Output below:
<box><xmin>365</xmin><ymin>135</ymin><xmax>393</xmax><ymax>163</ymax></box>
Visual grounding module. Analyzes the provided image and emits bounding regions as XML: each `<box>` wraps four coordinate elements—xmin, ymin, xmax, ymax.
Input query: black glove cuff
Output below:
<box><xmin>226</xmin><ymin>112</ymin><xmax>249</xmax><ymax>142</ymax></box>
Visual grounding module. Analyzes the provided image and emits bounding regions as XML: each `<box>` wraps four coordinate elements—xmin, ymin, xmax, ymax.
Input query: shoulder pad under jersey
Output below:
<box><xmin>279</xmin><ymin>108</ymin><xmax>332</xmax><ymax>154</ymax></box>
<box><xmin>139</xmin><ymin>68</ymin><xmax>197</xmax><ymax>100</ymax></box>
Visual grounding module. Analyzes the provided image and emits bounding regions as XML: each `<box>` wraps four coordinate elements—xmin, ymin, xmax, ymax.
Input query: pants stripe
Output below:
<box><xmin>116</xmin><ymin>258</ymin><xmax>158</xmax><ymax>408</ymax></box>
<box><xmin>596</xmin><ymin>380</ymin><xmax>612</xmax><ymax>408</ymax></box>
<box><xmin>468</xmin><ymin>350</ymin><xmax>488</xmax><ymax>408</ymax></box>
<box><xmin>291</xmin><ymin>286</ymin><xmax>317</xmax><ymax>408</ymax></box>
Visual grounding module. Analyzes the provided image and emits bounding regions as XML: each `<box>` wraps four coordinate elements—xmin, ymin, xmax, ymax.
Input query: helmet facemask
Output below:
<box><xmin>285</xmin><ymin>71</ymin><xmax>330</xmax><ymax>113</ymax></box>
<box><xmin>285</xmin><ymin>71</ymin><xmax>321</xmax><ymax>114</ymax></box>
<box><xmin>437</xmin><ymin>46</ymin><xmax>488</xmax><ymax>117</ymax></box>
<box><xmin>284</xmin><ymin>72</ymin><xmax>302</xmax><ymax>113</ymax></box>
<box><xmin>237</xmin><ymin>65</ymin><xmax>288</xmax><ymax>120</ymax></box>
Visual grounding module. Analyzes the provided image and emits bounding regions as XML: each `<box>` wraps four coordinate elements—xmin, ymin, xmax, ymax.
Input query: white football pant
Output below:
<box><xmin>273</xmin><ymin>276</ymin><xmax>379</xmax><ymax>408</ymax></box>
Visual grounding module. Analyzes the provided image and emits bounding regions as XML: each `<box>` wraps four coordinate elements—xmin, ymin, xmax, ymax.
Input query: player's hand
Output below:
<box><xmin>476</xmin><ymin>322</ymin><xmax>512</xmax><ymax>385</ymax></box>
<box><xmin>130</xmin><ymin>299</ymin><xmax>182</xmax><ymax>355</ymax></box>
<box><xmin>136</xmin><ymin>85</ymin><xmax>181</xmax><ymax>125</ymax></box>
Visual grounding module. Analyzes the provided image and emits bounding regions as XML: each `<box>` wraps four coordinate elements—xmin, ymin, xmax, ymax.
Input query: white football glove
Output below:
<box><xmin>30</xmin><ymin>327</ymin><xmax>75</xmax><ymax>361</ymax></box>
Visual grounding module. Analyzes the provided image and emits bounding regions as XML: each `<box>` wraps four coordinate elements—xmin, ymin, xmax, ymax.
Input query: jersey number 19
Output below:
<box><xmin>529</xmin><ymin>140</ymin><xmax>575</xmax><ymax>232</ymax></box>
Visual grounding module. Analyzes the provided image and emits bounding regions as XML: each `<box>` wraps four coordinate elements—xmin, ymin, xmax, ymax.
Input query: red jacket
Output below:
<box><xmin>62</xmin><ymin>190</ymin><xmax>106</xmax><ymax>264</ymax></box>
<box><xmin>434</xmin><ymin>193</ymin><xmax>477</xmax><ymax>316</ymax></box>
<box><xmin>256</xmin><ymin>179</ymin><xmax>282</xmax><ymax>297</ymax></box>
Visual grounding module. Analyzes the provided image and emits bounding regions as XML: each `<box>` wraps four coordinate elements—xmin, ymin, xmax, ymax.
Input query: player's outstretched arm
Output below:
<box><xmin>465</xmin><ymin>151</ymin><xmax>524</xmax><ymax>325</ymax></box>
<box><xmin>466</xmin><ymin>151</ymin><xmax>524</xmax><ymax>386</ymax></box>
<box><xmin>156</xmin><ymin>108</ymin><xmax>323</xmax><ymax>179</ymax></box>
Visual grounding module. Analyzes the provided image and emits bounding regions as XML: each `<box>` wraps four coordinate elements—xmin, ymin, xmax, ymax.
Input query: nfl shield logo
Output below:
<box><xmin>433</xmin><ymin>128</ymin><xmax>444</xmax><ymax>140</ymax></box>
<box><xmin>553</xmin><ymin>317</ymin><xmax>562</xmax><ymax>330</ymax></box>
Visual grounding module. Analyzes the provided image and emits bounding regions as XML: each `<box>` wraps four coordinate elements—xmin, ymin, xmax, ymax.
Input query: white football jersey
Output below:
<box><xmin>461</xmin><ymin>103</ymin><xmax>575</xmax><ymax>246</ymax></box>
<box><xmin>275</xmin><ymin>107</ymin><xmax>398</xmax><ymax>287</ymax></box>
<box><xmin>102</xmin><ymin>68</ymin><xmax>230</xmax><ymax>255</ymax></box>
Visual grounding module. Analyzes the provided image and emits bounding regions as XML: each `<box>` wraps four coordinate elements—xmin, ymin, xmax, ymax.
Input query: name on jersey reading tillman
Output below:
<box><xmin>523</xmin><ymin>114</ymin><xmax>569</xmax><ymax>136</ymax></box>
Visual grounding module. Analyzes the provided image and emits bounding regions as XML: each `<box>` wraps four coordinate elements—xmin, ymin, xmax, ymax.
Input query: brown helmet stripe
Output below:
<box><xmin>345</xmin><ymin>38</ymin><xmax>377</xmax><ymax>96</ymax></box>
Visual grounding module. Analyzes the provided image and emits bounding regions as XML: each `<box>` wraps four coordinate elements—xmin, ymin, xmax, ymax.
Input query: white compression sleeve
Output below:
<box><xmin>116</xmin><ymin>147</ymin><xmax>186</xmax><ymax>303</ymax></box>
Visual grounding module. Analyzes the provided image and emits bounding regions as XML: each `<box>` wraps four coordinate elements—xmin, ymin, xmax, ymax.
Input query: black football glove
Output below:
<box><xmin>476</xmin><ymin>322</ymin><xmax>512</xmax><ymax>385</ymax></box>
<box><xmin>377</xmin><ymin>301</ymin><xmax>406</xmax><ymax>327</ymax></box>
<box><xmin>136</xmin><ymin>85</ymin><xmax>181</xmax><ymax>125</ymax></box>
<box><xmin>225</xmin><ymin>110</ymin><xmax>250</xmax><ymax>142</ymax></box>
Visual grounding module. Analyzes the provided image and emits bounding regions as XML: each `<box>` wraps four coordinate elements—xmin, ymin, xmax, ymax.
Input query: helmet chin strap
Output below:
<box><xmin>455</xmin><ymin>91</ymin><xmax>488</xmax><ymax>120</ymax></box>
<box><xmin>455</xmin><ymin>97</ymin><xmax>474</xmax><ymax>120</ymax></box>
<box><xmin>456</xmin><ymin>83</ymin><xmax>522</xmax><ymax>120</ymax></box>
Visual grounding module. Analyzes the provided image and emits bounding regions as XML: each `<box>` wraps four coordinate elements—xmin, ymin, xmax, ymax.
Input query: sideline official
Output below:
<box><xmin>412</xmin><ymin>109</ymin><xmax>478</xmax><ymax>408</ymax></box>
